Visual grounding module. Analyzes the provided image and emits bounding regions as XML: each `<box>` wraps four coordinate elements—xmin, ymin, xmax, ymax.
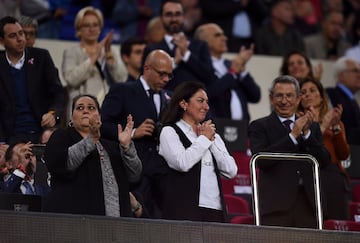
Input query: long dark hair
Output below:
<box><xmin>161</xmin><ymin>81</ymin><xmax>206</xmax><ymax>125</ymax></box>
<box><xmin>280</xmin><ymin>50</ymin><xmax>315</xmax><ymax>81</ymax></box>
<box><xmin>298</xmin><ymin>77</ymin><xmax>329</xmax><ymax>123</ymax></box>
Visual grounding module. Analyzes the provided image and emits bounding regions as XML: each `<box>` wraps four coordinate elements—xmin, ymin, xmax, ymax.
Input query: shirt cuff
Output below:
<box><xmin>13</xmin><ymin>169</ymin><xmax>26</xmax><ymax>179</ymax></box>
<box><xmin>182</xmin><ymin>50</ymin><xmax>191</xmax><ymax>62</ymax></box>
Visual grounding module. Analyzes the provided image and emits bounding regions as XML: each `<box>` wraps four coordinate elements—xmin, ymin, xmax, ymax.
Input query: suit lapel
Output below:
<box><xmin>0</xmin><ymin>52</ymin><xmax>16</xmax><ymax>105</ymax></box>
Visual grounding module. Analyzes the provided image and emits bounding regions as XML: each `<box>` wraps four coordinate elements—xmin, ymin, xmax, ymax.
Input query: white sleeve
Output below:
<box><xmin>209</xmin><ymin>134</ymin><xmax>238</xmax><ymax>179</ymax></box>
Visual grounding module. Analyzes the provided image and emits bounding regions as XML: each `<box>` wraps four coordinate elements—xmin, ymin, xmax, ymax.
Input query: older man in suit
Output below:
<box><xmin>326</xmin><ymin>57</ymin><xmax>360</xmax><ymax>145</ymax></box>
<box><xmin>194</xmin><ymin>23</ymin><xmax>261</xmax><ymax>122</ymax></box>
<box><xmin>0</xmin><ymin>16</ymin><xmax>66</xmax><ymax>144</ymax></box>
<box><xmin>248</xmin><ymin>75</ymin><xmax>330</xmax><ymax>228</ymax></box>
<box><xmin>101</xmin><ymin>49</ymin><xmax>172</xmax><ymax>218</ymax></box>
<box><xmin>142</xmin><ymin>0</ymin><xmax>216</xmax><ymax>92</ymax></box>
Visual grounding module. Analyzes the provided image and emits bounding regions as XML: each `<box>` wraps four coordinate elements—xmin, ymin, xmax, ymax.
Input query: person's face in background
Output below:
<box><xmin>338</xmin><ymin>59</ymin><xmax>360</xmax><ymax>93</ymax></box>
<box><xmin>161</xmin><ymin>2</ymin><xmax>184</xmax><ymax>34</ymax></box>
<box><xmin>300</xmin><ymin>81</ymin><xmax>323</xmax><ymax>110</ymax></box>
<box><xmin>126</xmin><ymin>44</ymin><xmax>146</xmax><ymax>72</ymax></box>
<box><xmin>272</xmin><ymin>1</ymin><xmax>295</xmax><ymax>25</ymax></box>
<box><xmin>322</xmin><ymin>11</ymin><xmax>344</xmax><ymax>41</ymax></box>
<box><xmin>22</xmin><ymin>25</ymin><xmax>37</xmax><ymax>47</ymax></box>
<box><xmin>72</xmin><ymin>96</ymin><xmax>100</xmax><ymax>133</ymax></box>
<box><xmin>0</xmin><ymin>22</ymin><xmax>26</xmax><ymax>56</ymax></box>
<box><xmin>287</xmin><ymin>54</ymin><xmax>311</xmax><ymax>80</ymax></box>
<box><xmin>79</xmin><ymin>13</ymin><xmax>101</xmax><ymax>42</ymax></box>
<box><xmin>181</xmin><ymin>89</ymin><xmax>209</xmax><ymax>124</ymax></box>
<box><xmin>203</xmin><ymin>24</ymin><xmax>228</xmax><ymax>58</ymax></box>
<box><xmin>270</xmin><ymin>82</ymin><xmax>300</xmax><ymax>118</ymax></box>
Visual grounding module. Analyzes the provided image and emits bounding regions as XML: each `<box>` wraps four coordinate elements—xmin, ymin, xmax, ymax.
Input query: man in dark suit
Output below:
<box><xmin>248</xmin><ymin>75</ymin><xmax>330</xmax><ymax>228</ymax></box>
<box><xmin>101</xmin><ymin>49</ymin><xmax>173</xmax><ymax>218</ymax></box>
<box><xmin>194</xmin><ymin>23</ymin><xmax>261</xmax><ymax>122</ymax></box>
<box><xmin>326</xmin><ymin>57</ymin><xmax>360</xmax><ymax>145</ymax></box>
<box><xmin>3</xmin><ymin>141</ymin><xmax>50</xmax><ymax>197</ymax></box>
<box><xmin>0</xmin><ymin>16</ymin><xmax>66</xmax><ymax>144</ymax></box>
<box><xmin>142</xmin><ymin>0</ymin><xmax>216</xmax><ymax>92</ymax></box>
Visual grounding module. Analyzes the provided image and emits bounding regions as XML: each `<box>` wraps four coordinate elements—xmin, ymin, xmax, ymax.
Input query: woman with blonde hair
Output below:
<box><xmin>62</xmin><ymin>6</ymin><xmax>127</xmax><ymax>120</ymax></box>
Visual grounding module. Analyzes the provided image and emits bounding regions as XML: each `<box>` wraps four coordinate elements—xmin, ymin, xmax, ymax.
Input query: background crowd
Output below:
<box><xmin>0</xmin><ymin>0</ymin><xmax>360</xmax><ymax>230</ymax></box>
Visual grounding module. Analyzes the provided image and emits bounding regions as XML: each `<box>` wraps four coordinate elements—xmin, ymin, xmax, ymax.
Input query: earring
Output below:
<box><xmin>68</xmin><ymin>120</ymin><xmax>73</xmax><ymax>127</ymax></box>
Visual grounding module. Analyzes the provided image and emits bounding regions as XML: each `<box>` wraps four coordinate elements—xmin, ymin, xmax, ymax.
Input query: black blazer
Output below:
<box><xmin>43</xmin><ymin>128</ymin><xmax>132</xmax><ymax>216</ymax></box>
<box><xmin>208</xmin><ymin>59</ymin><xmax>261</xmax><ymax>121</ymax></box>
<box><xmin>101</xmin><ymin>80</ymin><xmax>170</xmax><ymax>175</ymax></box>
<box><xmin>142</xmin><ymin>38</ymin><xmax>216</xmax><ymax>91</ymax></box>
<box><xmin>326</xmin><ymin>86</ymin><xmax>360</xmax><ymax>145</ymax></box>
<box><xmin>0</xmin><ymin>47</ymin><xmax>66</xmax><ymax>142</ymax></box>
<box><xmin>248</xmin><ymin>112</ymin><xmax>330</xmax><ymax>215</ymax></box>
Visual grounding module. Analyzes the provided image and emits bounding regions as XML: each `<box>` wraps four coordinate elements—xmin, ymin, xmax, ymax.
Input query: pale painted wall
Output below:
<box><xmin>14</xmin><ymin>39</ymin><xmax>357</xmax><ymax>122</ymax></box>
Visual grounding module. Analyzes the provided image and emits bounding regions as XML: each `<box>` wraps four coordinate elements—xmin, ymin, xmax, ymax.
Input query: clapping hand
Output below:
<box><xmin>118</xmin><ymin>114</ymin><xmax>134</xmax><ymax>148</ymax></box>
<box><xmin>293</xmin><ymin>109</ymin><xmax>314</xmax><ymax>138</ymax></box>
<box><xmin>198</xmin><ymin>120</ymin><xmax>216</xmax><ymax>141</ymax></box>
<box><xmin>89</xmin><ymin>113</ymin><xmax>102</xmax><ymax>143</ymax></box>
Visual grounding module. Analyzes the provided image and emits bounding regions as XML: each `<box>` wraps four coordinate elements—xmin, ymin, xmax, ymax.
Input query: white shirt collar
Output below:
<box><xmin>6</xmin><ymin>51</ymin><xmax>25</xmax><ymax>70</ymax></box>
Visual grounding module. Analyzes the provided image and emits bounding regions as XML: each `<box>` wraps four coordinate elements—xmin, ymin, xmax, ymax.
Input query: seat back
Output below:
<box><xmin>224</xmin><ymin>194</ymin><xmax>250</xmax><ymax>215</ymax></box>
<box><xmin>324</xmin><ymin>220</ymin><xmax>360</xmax><ymax>232</ymax></box>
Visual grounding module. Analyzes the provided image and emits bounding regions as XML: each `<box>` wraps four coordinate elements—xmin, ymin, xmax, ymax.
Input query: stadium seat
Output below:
<box><xmin>324</xmin><ymin>220</ymin><xmax>360</xmax><ymax>232</ymax></box>
<box><xmin>224</xmin><ymin>194</ymin><xmax>250</xmax><ymax>215</ymax></box>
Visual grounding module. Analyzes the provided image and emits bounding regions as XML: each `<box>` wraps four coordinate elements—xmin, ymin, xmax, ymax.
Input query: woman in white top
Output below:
<box><xmin>62</xmin><ymin>6</ymin><xmax>127</xmax><ymax>121</ymax></box>
<box><xmin>159</xmin><ymin>81</ymin><xmax>237</xmax><ymax>222</ymax></box>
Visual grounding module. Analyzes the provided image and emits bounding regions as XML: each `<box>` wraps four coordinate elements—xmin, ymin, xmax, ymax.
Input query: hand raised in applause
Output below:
<box><xmin>197</xmin><ymin>120</ymin><xmax>216</xmax><ymax>141</ymax></box>
<box><xmin>118</xmin><ymin>114</ymin><xmax>134</xmax><ymax>149</ymax></box>
<box><xmin>88</xmin><ymin>113</ymin><xmax>102</xmax><ymax>143</ymax></box>
<box><xmin>292</xmin><ymin>109</ymin><xmax>314</xmax><ymax>138</ymax></box>
<box><xmin>132</xmin><ymin>119</ymin><xmax>155</xmax><ymax>139</ymax></box>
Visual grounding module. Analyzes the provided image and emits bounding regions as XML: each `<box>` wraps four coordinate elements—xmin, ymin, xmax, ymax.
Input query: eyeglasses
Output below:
<box><xmin>272</xmin><ymin>93</ymin><xmax>297</xmax><ymax>101</ymax></box>
<box><xmin>163</xmin><ymin>11</ymin><xmax>183</xmax><ymax>18</ymax></box>
<box><xmin>150</xmin><ymin>66</ymin><xmax>174</xmax><ymax>80</ymax></box>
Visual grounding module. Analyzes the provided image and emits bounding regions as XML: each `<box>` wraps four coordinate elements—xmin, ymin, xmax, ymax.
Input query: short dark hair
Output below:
<box><xmin>0</xmin><ymin>16</ymin><xmax>18</xmax><ymax>38</ymax></box>
<box><xmin>71</xmin><ymin>94</ymin><xmax>100</xmax><ymax>114</ymax></box>
<box><xmin>120</xmin><ymin>37</ymin><xmax>147</xmax><ymax>57</ymax></box>
<box><xmin>160</xmin><ymin>0</ymin><xmax>183</xmax><ymax>16</ymax></box>
<box><xmin>161</xmin><ymin>81</ymin><xmax>206</xmax><ymax>125</ymax></box>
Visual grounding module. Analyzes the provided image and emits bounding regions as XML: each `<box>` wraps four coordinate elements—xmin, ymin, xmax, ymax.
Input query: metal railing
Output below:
<box><xmin>250</xmin><ymin>152</ymin><xmax>323</xmax><ymax>229</ymax></box>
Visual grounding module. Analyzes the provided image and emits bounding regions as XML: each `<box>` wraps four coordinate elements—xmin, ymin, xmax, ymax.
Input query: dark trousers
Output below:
<box><xmin>261</xmin><ymin>187</ymin><xmax>318</xmax><ymax>229</ymax></box>
<box><xmin>134</xmin><ymin>173</ymin><xmax>167</xmax><ymax>219</ymax></box>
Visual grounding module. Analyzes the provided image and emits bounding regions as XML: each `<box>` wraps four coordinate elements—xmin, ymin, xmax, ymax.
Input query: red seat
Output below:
<box><xmin>221</xmin><ymin>178</ymin><xmax>237</xmax><ymax>195</ymax></box>
<box><xmin>353</xmin><ymin>184</ymin><xmax>360</xmax><ymax>202</ymax></box>
<box><xmin>349</xmin><ymin>202</ymin><xmax>360</xmax><ymax>221</ymax></box>
<box><xmin>324</xmin><ymin>220</ymin><xmax>360</xmax><ymax>232</ymax></box>
<box><xmin>224</xmin><ymin>194</ymin><xmax>250</xmax><ymax>215</ymax></box>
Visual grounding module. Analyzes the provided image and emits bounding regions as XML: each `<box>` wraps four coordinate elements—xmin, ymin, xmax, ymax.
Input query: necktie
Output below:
<box><xmin>148</xmin><ymin>89</ymin><xmax>160</xmax><ymax>118</ymax></box>
<box><xmin>23</xmin><ymin>181</ymin><xmax>34</xmax><ymax>195</ymax></box>
<box><xmin>283</xmin><ymin>120</ymin><xmax>292</xmax><ymax>133</ymax></box>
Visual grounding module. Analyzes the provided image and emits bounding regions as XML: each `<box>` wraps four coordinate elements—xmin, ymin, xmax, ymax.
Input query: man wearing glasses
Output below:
<box><xmin>142</xmin><ymin>0</ymin><xmax>216</xmax><ymax>92</ymax></box>
<box><xmin>248</xmin><ymin>75</ymin><xmax>330</xmax><ymax>228</ymax></box>
<box><xmin>101</xmin><ymin>49</ymin><xmax>173</xmax><ymax>219</ymax></box>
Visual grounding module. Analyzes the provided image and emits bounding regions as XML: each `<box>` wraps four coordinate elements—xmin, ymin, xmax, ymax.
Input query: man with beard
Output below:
<box><xmin>2</xmin><ymin>141</ymin><xmax>50</xmax><ymax>196</ymax></box>
<box><xmin>142</xmin><ymin>0</ymin><xmax>216</xmax><ymax>92</ymax></box>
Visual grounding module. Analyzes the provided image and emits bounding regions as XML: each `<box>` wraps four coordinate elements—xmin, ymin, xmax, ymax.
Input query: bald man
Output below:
<box><xmin>194</xmin><ymin>23</ymin><xmax>260</xmax><ymax>122</ymax></box>
<box><xmin>101</xmin><ymin>49</ymin><xmax>173</xmax><ymax>218</ymax></box>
